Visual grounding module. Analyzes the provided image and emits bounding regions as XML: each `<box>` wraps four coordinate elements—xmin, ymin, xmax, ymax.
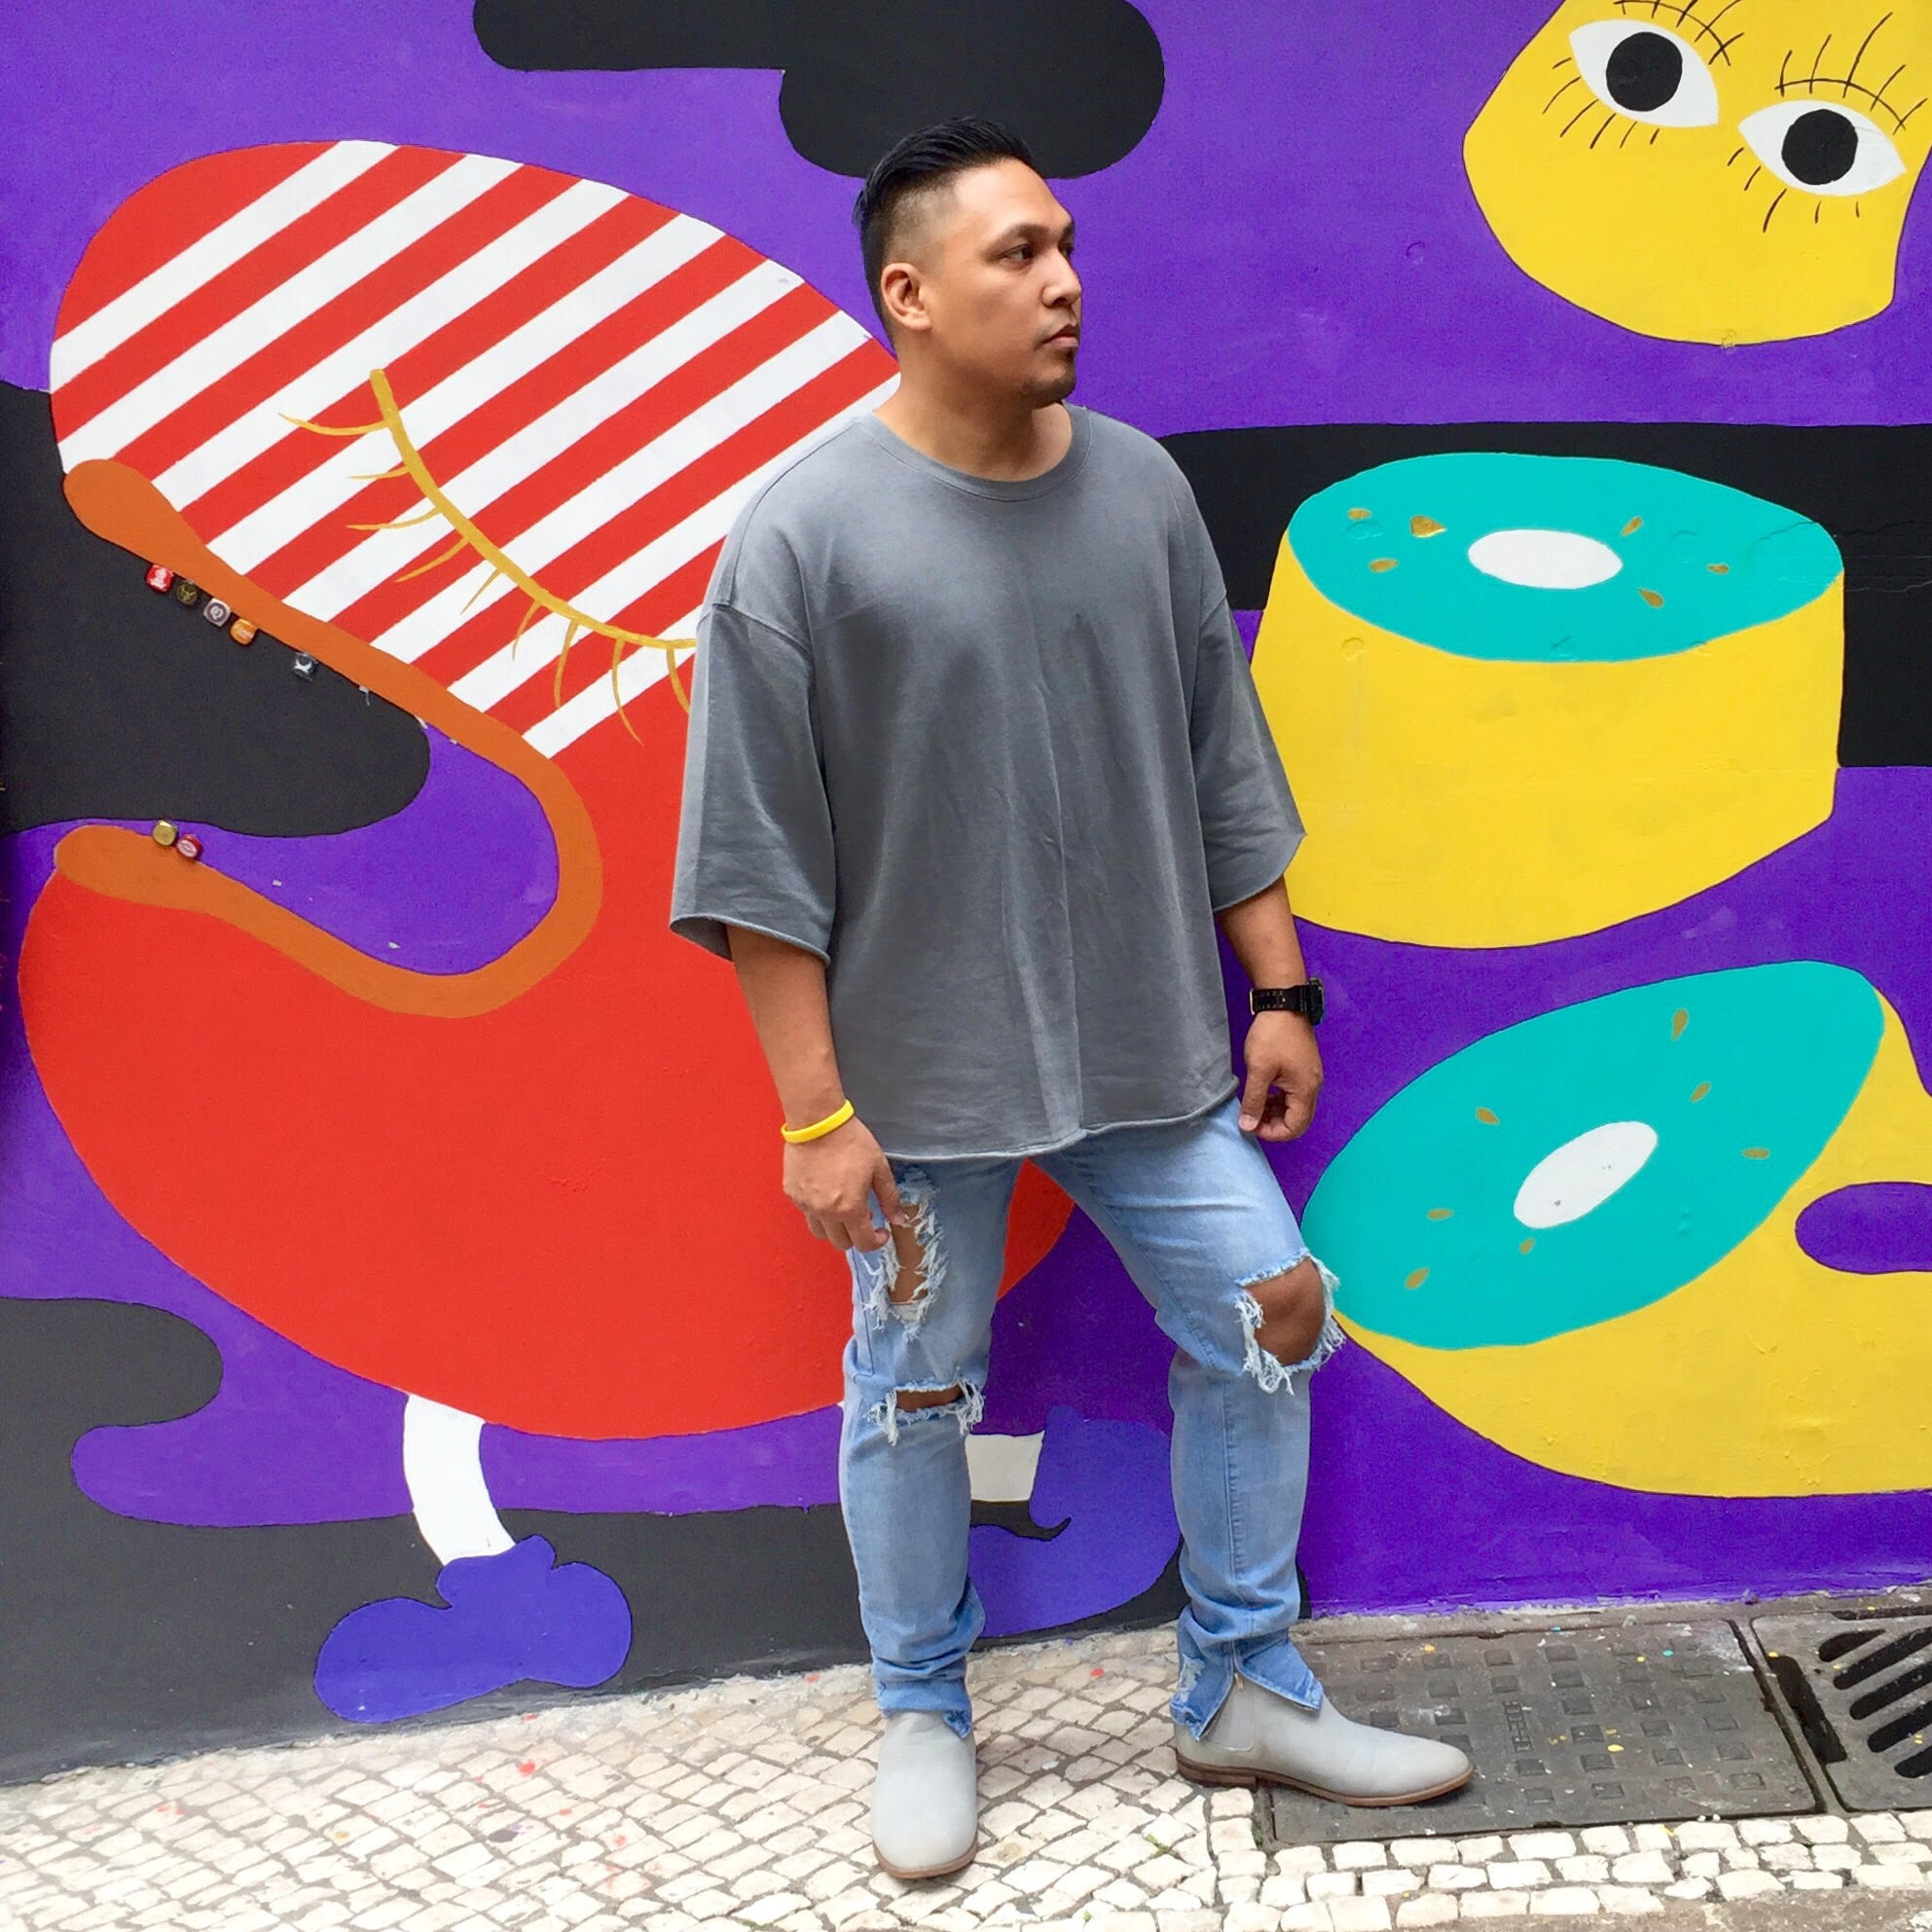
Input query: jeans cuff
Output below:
<box><xmin>877</xmin><ymin>1686</ymin><xmax>973</xmax><ymax>1740</ymax></box>
<box><xmin>1170</xmin><ymin>1633</ymin><xmax>1323</xmax><ymax>1739</ymax></box>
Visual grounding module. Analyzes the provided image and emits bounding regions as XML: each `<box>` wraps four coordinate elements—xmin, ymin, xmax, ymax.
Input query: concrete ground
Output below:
<box><xmin>3</xmin><ymin>1622</ymin><xmax>1931</xmax><ymax>1932</ymax></box>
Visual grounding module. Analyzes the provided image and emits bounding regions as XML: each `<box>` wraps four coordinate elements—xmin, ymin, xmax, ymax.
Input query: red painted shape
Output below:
<box><xmin>21</xmin><ymin>676</ymin><xmax>1074</xmax><ymax>1440</ymax></box>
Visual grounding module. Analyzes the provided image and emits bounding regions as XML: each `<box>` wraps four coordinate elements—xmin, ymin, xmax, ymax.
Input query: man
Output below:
<box><xmin>668</xmin><ymin>118</ymin><xmax>1471</xmax><ymax>1881</ymax></box>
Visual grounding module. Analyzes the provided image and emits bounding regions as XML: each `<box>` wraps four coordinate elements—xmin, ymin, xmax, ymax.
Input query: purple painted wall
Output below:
<box><xmin>3</xmin><ymin>0</ymin><xmax>1929</xmax><ymax>1758</ymax></box>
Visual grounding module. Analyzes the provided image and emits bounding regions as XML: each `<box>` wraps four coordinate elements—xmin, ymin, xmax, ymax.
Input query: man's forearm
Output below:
<box><xmin>1215</xmin><ymin>875</ymin><xmax>1310</xmax><ymax>989</ymax></box>
<box><xmin>723</xmin><ymin>926</ymin><xmax>850</xmax><ymax>1127</ymax></box>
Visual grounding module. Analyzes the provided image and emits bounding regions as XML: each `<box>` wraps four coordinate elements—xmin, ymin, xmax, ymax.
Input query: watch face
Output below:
<box><xmin>1305</xmin><ymin>978</ymin><xmax>1325</xmax><ymax>1024</ymax></box>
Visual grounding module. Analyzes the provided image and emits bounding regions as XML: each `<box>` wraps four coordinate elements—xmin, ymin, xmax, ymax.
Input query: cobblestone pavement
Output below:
<box><xmin>5</xmin><ymin>1624</ymin><xmax>1932</xmax><ymax>1932</ymax></box>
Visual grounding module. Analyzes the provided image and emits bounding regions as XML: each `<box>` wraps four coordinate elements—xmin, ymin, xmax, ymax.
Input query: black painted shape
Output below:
<box><xmin>0</xmin><ymin>1296</ymin><xmax>439</xmax><ymax>1782</ymax></box>
<box><xmin>0</xmin><ymin>1285</ymin><xmax>1186</xmax><ymax>1776</ymax></box>
<box><xmin>0</xmin><ymin>382</ymin><xmax>429</xmax><ymax>836</ymax></box>
<box><xmin>473</xmin><ymin>0</ymin><xmax>1165</xmax><ymax>178</ymax></box>
<box><xmin>1163</xmin><ymin>421</ymin><xmax>1932</xmax><ymax>768</ymax></box>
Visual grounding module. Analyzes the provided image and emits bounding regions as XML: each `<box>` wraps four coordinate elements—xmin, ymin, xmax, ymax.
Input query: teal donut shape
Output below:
<box><xmin>1288</xmin><ymin>453</ymin><xmax>1841</xmax><ymax>663</ymax></box>
<box><xmin>1306</xmin><ymin>964</ymin><xmax>1882</xmax><ymax>1351</ymax></box>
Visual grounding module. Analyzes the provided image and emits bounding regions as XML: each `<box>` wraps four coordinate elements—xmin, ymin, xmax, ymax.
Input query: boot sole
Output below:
<box><xmin>875</xmin><ymin>1830</ymin><xmax>979</xmax><ymax>1880</ymax></box>
<box><xmin>1173</xmin><ymin>1749</ymin><xmax>1474</xmax><ymax>1808</ymax></box>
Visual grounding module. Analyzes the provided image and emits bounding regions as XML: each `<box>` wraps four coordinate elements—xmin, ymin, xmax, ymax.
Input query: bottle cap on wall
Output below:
<box><xmin>292</xmin><ymin>652</ymin><xmax>316</xmax><ymax>679</ymax></box>
<box><xmin>230</xmin><ymin>619</ymin><xmax>258</xmax><ymax>645</ymax></box>
<box><xmin>144</xmin><ymin>564</ymin><xmax>175</xmax><ymax>593</ymax></box>
<box><xmin>176</xmin><ymin>834</ymin><xmax>204</xmax><ymax>862</ymax></box>
<box><xmin>202</xmin><ymin>598</ymin><xmax>233</xmax><ymax>626</ymax></box>
<box><xmin>151</xmin><ymin>820</ymin><xmax>178</xmax><ymax>847</ymax></box>
<box><xmin>171</xmin><ymin>579</ymin><xmax>202</xmax><ymax>606</ymax></box>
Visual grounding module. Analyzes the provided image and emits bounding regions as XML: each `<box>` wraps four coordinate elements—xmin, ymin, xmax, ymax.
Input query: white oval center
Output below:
<box><xmin>1468</xmin><ymin>528</ymin><xmax>1624</xmax><ymax>591</ymax></box>
<box><xmin>1513</xmin><ymin>1120</ymin><xmax>1659</xmax><ymax>1230</ymax></box>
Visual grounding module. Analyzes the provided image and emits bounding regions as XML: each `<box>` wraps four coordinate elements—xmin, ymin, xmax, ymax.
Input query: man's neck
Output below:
<box><xmin>873</xmin><ymin>379</ymin><xmax>1073</xmax><ymax>483</ymax></box>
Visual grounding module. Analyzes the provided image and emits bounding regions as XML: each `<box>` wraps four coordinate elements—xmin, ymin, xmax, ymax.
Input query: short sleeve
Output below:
<box><xmin>668</xmin><ymin>599</ymin><xmax>837</xmax><ymax>964</ymax></box>
<box><xmin>1189</xmin><ymin>566</ymin><xmax>1307</xmax><ymax>914</ymax></box>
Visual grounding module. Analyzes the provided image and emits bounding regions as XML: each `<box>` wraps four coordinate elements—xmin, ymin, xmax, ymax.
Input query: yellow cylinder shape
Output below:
<box><xmin>1252</xmin><ymin>453</ymin><xmax>1844</xmax><ymax>950</ymax></box>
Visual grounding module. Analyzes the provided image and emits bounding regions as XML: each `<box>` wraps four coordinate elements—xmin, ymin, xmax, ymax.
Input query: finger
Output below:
<box><xmin>873</xmin><ymin>1158</ymin><xmax>909</xmax><ymax>1227</ymax></box>
<box><xmin>1237</xmin><ymin>1062</ymin><xmax>1279</xmax><ymax>1132</ymax></box>
<box><xmin>1274</xmin><ymin>1088</ymin><xmax>1317</xmax><ymax>1142</ymax></box>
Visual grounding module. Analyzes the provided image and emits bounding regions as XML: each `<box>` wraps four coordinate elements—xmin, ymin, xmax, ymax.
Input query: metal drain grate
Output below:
<box><xmin>1261</xmin><ymin>1620</ymin><xmax>1813</xmax><ymax>1846</ymax></box>
<box><xmin>1756</xmin><ymin>1612</ymin><xmax>1932</xmax><ymax>1811</ymax></box>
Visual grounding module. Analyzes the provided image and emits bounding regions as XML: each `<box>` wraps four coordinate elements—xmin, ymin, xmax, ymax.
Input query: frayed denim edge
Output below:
<box><xmin>866</xmin><ymin>1379</ymin><xmax>986</xmax><ymax>1447</ymax></box>
<box><xmin>1234</xmin><ymin>1252</ymin><xmax>1345</xmax><ymax>1395</ymax></box>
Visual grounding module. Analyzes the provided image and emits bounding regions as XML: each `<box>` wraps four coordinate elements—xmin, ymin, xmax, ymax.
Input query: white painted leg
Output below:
<box><xmin>401</xmin><ymin>1395</ymin><xmax>515</xmax><ymax>1564</ymax></box>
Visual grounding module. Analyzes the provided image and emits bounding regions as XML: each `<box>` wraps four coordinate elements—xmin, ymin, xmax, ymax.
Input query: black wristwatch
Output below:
<box><xmin>1249</xmin><ymin>977</ymin><xmax>1324</xmax><ymax>1024</ymax></box>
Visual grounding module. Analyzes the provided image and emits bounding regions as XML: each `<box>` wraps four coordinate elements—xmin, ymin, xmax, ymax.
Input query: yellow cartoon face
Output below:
<box><xmin>1466</xmin><ymin>1</ymin><xmax>1932</xmax><ymax>343</ymax></box>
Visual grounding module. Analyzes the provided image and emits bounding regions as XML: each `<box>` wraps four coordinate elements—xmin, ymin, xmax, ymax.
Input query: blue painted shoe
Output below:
<box><xmin>313</xmin><ymin>1535</ymin><xmax>631</xmax><ymax>1723</ymax></box>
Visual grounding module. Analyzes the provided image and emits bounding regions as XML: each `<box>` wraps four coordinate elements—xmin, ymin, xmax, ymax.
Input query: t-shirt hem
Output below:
<box><xmin>878</xmin><ymin>1074</ymin><xmax>1240</xmax><ymax>1163</ymax></box>
<box><xmin>667</xmin><ymin>910</ymin><xmax>831</xmax><ymax>966</ymax></box>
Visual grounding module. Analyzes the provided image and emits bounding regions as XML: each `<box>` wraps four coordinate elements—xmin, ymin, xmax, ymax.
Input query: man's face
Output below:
<box><xmin>890</xmin><ymin>159</ymin><xmax>1081</xmax><ymax>405</ymax></box>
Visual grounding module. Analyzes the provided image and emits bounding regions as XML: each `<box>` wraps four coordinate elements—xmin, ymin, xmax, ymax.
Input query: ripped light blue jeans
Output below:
<box><xmin>837</xmin><ymin>1088</ymin><xmax>1344</xmax><ymax>1745</ymax></box>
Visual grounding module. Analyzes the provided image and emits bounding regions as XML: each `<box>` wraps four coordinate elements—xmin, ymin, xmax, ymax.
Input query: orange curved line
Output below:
<box><xmin>58</xmin><ymin>458</ymin><xmax>602</xmax><ymax>1018</ymax></box>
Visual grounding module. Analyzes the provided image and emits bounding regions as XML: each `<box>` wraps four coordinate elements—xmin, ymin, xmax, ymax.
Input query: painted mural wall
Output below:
<box><xmin>3</xmin><ymin>0</ymin><xmax>1931</xmax><ymax>1778</ymax></box>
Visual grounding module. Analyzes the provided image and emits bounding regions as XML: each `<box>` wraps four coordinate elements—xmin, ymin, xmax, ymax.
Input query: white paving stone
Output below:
<box><xmin>1795</xmin><ymin>1815</ymin><xmax>1851</xmax><ymax>1844</ymax></box>
<box><xmin>1393</xmin><ymin>1901</ymin><xmax>1456</xmax><ymax>1929</ymax></box>
<box><xmin>1595</xmin><ymin>1886</ymin><xmax>1663</xmax><ymax>1916</ymax></box>
<box><xmin>1855</xmin><ymin>1862</ymin><xmax>1932</xmax><ymax>1889</ymax></box>
<box><xmin>1608</xmin><ymin>1851</ymin><xmax>1671</xmax><ymax>1888</ymax></box>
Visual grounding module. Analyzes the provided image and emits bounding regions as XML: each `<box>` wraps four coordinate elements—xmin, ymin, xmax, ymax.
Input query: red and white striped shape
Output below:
<box><xmin>53</xmin><ymin>140</ymin><xmax>897</xmax><ymax>756</ymax></box>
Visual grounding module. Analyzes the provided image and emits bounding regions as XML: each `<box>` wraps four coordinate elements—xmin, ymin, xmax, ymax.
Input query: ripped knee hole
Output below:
<box><xmin>1244</xmin><ymin>1257</ymin><xmax>1329</xmax><ymax>1366</ymax></box>
<box><xmin>894</xmin><ymin>1384</ymin><xmax>964</xmax><ymax>1411</ymax></box>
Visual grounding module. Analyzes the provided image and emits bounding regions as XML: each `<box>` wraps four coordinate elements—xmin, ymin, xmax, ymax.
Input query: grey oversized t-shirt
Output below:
<box><xmin>668</xmin><ymin>403</ymin><xmax>1305</xmax><ymax>1161</ymax></box>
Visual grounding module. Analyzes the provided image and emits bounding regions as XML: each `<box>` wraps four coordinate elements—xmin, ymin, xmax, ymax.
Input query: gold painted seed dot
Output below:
<box><xmin>1348</xmin><ymin>507</ymin><xmax>1371</xmax><ymax>522</ymax></box>
<box><xmin>1691</xmin><ymin>1081</ymin><xmax>1711</xmax><ymax>1103</ymax></box>
<box><xmin>1639</xmin><ymin>588</ymin><xmax>1665</xmax><ymax>608</ymax></box>
<box><xmin>1622</xmin><ymin>516</ymin><xmax>1644</xmax><ymax>536</ymax></box>
<box><xmin>1671</xmin><ymin>1008</ymin><xmax>1689</xmax><ymax>1039</ymax></box>
<box><xmin>1410</xmin><ymin>515</ymin><xmax>1446</xmax><ymax>538</ymax></box>
<box><xmin>1743</xmin><ymin>1147</ymin><xmax>1770</xmax><ymax>1160</ymax></box>
<box><xmin>1370</xmin><ymin>558</ymin><xmax>1399</xmax><ymax>573</ymax></box>
<box><xmin>1404</xmin><ymin>1267</ymin><xmax>1430</xmax><ymax>1290</ymax></box>
<box><xmin>1476</xmin><ymin>1106</ymin><xmax>1500</xmax><ymax>1125</ymax></box>
<box><xmin>1427</xmin><ymin>1208</ymin><xmax>1454</xmax><ymax>1221</ymax></box>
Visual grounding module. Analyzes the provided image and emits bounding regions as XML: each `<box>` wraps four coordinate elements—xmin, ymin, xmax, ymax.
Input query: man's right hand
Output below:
<box><xmin>784</xmin><ymin>1112</ymin><xmax>906</xmax><ymax>1252</ymax></box>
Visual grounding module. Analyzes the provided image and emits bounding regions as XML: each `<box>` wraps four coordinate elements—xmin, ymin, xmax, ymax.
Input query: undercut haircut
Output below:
<box><xmin>853</xmin><ymin>117</ymin><xmax>1039</xmax><ymax>335</ymax></box>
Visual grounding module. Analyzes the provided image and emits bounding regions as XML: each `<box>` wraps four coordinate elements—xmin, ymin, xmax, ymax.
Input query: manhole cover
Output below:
<box><xmin>1261</xmin><ymin>1620</ymin><xmax>1813</xmax><ymax>1845</ymax></box>
<box><xmin>1757</xmin><ymin>1612</ymin><xmax>1932</xmax><ymax>1811</ymax></box>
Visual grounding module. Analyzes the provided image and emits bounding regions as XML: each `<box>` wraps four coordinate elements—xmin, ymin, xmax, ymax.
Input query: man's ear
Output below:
<box><xmin>879</xmin><ymin>261</ymin><xmax>929</xmax><ymax>338</ymax></box>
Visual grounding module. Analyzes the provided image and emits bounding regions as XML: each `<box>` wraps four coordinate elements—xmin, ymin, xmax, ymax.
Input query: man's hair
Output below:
<box><xmin>853</xmin><ymin>117</ymin><xmax>1039</xmax><ymax>334</ymax></box>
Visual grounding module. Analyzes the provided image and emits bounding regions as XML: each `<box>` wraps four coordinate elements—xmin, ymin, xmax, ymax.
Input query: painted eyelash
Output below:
<box><xmin>1611</xmin><ymin>0</ymin><xmax>1745</xmax><ymax>67</ymax></box>
<box><xmin>286</xmin><ymin>368</ymin><xmax>693</xmax><ymax>736</ymax></box>
<box><xmin>1777</xmin><ymin>15</ymin><xmax>1928</xmax><ymax>132</ymax></box>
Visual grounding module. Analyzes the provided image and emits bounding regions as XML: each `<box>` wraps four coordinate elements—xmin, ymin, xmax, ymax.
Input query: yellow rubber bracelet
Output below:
<box><xmin>780</xmin><ymin>1097</ymin><xmax>855</xmax><ymax>1144</ymax></box>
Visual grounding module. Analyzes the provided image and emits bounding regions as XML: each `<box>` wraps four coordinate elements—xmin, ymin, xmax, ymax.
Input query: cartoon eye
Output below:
<box><xmin>1570</xmin><ymin>20</ymin><xmax>1721</xmax><ymax>128</ymax></box>
<box><xmin>1737</xmin><ymin>101</ymin><xmax>1908</xmax><ymax>197</ymax></box>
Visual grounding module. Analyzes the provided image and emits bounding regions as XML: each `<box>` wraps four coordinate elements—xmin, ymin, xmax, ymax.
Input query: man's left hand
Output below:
<box><xmin>1237</xmin><ymin>1012</ymin><xmax>1323</xmax><ymax>1140</ymax></box>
